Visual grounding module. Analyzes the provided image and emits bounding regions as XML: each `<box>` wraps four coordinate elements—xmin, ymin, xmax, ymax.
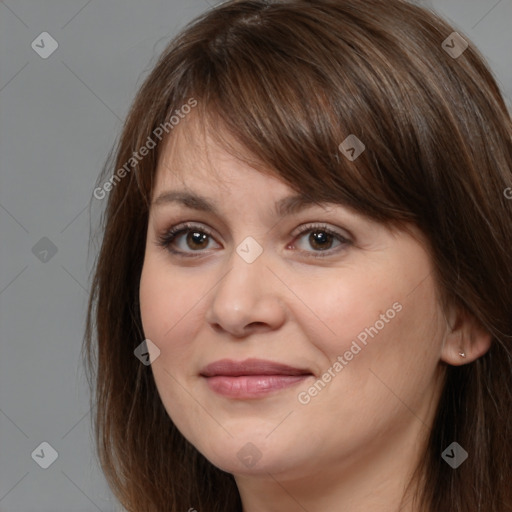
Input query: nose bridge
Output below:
<box><xmin>215</xmin><ymin>239</ymin><xmax>267</xmax><ymax>311</ymax></box>
<box><xmin>206</xmin><ymin>237</ymin><xmax>286</xmax><ymax>335</ymax></box>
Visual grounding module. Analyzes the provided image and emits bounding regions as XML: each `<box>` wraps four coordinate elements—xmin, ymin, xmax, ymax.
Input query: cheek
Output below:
<box><xmin>301</xmin><ymin>266</ymin><xmax>405</xmax><ymax>357</ymax></box>
<box><xmin>303</xmin><ymin>261</ymin><xmax>444</xmax><ymax>392</ymax></box>
<box><xmin>139</xmin><ymin>254</ymin><xmax>197</xmax><ymax>363</ymax></box>
<box><xmin>139</xmin><ymin>258</ymin><xmax>168</xmax><ymax>343</ymax></box>
<box><xmin>296</xmin><ymin>279</ymin><xmax>444</xmax><ymax>441</ymax></box>
<box><xmin>138</xmin><ymin>256</ymin><xmax>204</xmax><ymax>426</ymax></box>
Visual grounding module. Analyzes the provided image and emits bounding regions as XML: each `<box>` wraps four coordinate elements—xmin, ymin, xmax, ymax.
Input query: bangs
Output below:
<box><xmin>147</xmin><ymin>1</ymin><xmax>441</xmax><ymax>227</ymax></box>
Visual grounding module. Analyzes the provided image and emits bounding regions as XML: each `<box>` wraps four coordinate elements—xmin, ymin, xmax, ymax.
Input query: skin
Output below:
<box><xmin>139</xmin><ymin>117</ymin><xmax>491</xmax><ymax>512</ymax></box>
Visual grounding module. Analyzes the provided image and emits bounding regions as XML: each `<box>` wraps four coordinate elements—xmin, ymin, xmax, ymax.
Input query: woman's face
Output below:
<box><xmin>139</xmin><ymin>120</ymin><xmax>450</xmax><ymax>482</ymax></box>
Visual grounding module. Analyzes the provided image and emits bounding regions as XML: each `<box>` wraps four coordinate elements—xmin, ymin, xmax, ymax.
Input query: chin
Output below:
<box><xmin>192</xmin><ymin>428</ymin><xmax>311</xmax><ymax>477</ymax></box>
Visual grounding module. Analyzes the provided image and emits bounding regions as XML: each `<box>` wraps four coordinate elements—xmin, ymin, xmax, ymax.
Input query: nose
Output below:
<box><xmin>204</xmin><ymin>246</ymin><xmax>287</xmax><ymax>338</ymax></box>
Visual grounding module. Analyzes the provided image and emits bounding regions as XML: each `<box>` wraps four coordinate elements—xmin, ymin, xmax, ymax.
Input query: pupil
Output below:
<box><xmin>188</xmin><ymin>231</ymin><xmax>208</xmax><ymax>249</ymax></box>
<box><xmin>311</xmin><ymin>231</ymin><xmax>331</xmax><ymax>250</ymax></box>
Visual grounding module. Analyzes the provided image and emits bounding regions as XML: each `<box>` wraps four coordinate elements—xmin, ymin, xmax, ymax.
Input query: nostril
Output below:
<box><xmin>247</xmin><ymin>322</ymin><xmax>265</xmax><ymax>328</ymax></box>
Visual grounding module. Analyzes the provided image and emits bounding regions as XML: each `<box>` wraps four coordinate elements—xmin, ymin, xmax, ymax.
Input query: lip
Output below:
<box><xmin>200</xmin><ymin>358</ymin><xmax>314</xmax><ymax>399</ymax></box>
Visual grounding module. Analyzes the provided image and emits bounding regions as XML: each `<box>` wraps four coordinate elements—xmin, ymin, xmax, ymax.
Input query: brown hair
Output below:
<box><xmin>83</xmin><ymin>0</ymin><xmax>512</xmax><ymax>510</ymax></box>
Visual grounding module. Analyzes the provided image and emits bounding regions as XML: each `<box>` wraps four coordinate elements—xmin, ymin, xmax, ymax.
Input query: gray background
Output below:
<box><xmin>0</xmin><ymin>1</ymin><xmax>510</xmax><ymax>511</ymax></box>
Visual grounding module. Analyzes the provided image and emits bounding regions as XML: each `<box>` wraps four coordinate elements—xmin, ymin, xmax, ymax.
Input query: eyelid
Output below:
<box><xmin>156</xmin><ymin>220</ymin><xmax>352</xmax><ymax>257</ymax></box>
<box><xmin>155</xmin><ymin>221</ymin><xmax>219</xmax><ymax>250</ymax></box>
<box><xmin>289</xmin><ymin>222</ymin><xmax>352</xmax><ymax>258</ymax></box>
<box><xmin>290</xmin><ymin>222</ymin><xmax>351</xmax><ymax>241</ymax></box>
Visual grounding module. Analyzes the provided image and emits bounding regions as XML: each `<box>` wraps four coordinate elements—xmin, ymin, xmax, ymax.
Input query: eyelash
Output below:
<box><xmin>156</xmin><ymin>222</ymin><xmax>352</xmax><ymax>259</ymax></box>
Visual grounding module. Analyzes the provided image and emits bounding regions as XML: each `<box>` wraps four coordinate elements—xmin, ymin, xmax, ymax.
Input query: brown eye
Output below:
<box><xmin>157</xmin><ymin>223</ymin><xmax>219</xmax><ymax>256</ymax></box>
<box><xmin>308</xmin><ymin>230</ymin><xmax>335</xmax><ymax>250</ymax></box>
<box><xmin>157</xmin><ymin>222</ymin><xmax>351</xmax><ymax>259</ymax></box>
<box><xmin>184</xmin><ymin>231</ymin><xmax>209</xmax><ymax>250</ymax></box>
<box><xmin>292</xmin><ymin>223</ymin><xmax>351</xmax><ymax>258</ymax></box>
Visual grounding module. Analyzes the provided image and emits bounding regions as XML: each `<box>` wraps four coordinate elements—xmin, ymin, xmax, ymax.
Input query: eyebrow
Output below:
<box><xmin>152</xmin><ymin>190</ymin><xmax>327</xmax><ymax>218</ymax></box>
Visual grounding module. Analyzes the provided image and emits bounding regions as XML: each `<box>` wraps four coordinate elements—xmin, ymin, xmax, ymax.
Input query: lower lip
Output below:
<box><xmin>203</xmin><ymin>375</ymin><xmax>311</xmax><ymax>398</ymax></box>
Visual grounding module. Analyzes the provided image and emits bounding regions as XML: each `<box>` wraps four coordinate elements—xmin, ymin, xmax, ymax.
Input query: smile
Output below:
<box><xmin>200</xmin><ymin>358</ymin><xmax>314</xmax><ymax>399</ymax></box>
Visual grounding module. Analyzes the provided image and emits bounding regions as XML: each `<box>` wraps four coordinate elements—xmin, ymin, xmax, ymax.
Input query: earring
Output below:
<box><xmin>458</xmin><ymin>350</ymin><xmax>466</xmax><ymax>358</ymax></box>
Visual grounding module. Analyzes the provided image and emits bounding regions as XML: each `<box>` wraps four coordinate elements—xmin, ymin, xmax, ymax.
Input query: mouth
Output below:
<box><xmin>200</xmin><ymin>358</ymin><xmax>314</xmax><ymax>399</ymax></box>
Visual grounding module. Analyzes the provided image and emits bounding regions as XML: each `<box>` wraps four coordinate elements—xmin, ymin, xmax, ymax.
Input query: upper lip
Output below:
<box><xmin>200</xmin><ymin>358</ymin><xmax>313</xmax><ymax>377</ymax></box>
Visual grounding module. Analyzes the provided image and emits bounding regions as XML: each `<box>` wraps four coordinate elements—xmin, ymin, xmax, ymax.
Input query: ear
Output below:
<box><xmin>441</xmin><ymin>304</ymin><xmax>492</xmax><ymax>366</ymax></box>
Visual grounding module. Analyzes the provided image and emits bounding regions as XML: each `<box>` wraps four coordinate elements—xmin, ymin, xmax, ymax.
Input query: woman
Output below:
<box><xmin>84</xmin><ymin>0</ymin><xmax>512</xmax><ymax>510</ymax></box>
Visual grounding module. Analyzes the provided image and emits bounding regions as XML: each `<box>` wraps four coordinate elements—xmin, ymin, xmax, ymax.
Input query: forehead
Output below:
<box><xmin>150</xmin><ymin>116</ymin><xmax>351</xmax><ymax>223</ymax></box>
<box><xmin>153</xmin><ymin>114</ymin><xmax>292</xmax><ymax>195</ymax></box>
<box><xmin>148</xmin><ymin>113</ymin><xmax>423</xmax><ymax>244</ymax></box>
